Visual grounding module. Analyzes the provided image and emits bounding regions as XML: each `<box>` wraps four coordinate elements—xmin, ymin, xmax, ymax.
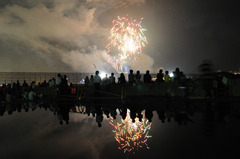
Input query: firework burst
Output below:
<box><xmin>106</xmin><ymin>16</ymin><xmax>148</xmax><ymax>72</ymax></box>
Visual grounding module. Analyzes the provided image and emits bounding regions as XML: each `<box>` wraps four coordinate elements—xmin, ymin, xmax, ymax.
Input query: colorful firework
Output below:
<box><xmin>109</xmin><ymin>109</ymin><xmax>152</xmax><ymax>153</ymax></box>
<box><xmin>106</xmin><ymin>16</ymin><xmax>148</xmax><ymax>72</ymax></box>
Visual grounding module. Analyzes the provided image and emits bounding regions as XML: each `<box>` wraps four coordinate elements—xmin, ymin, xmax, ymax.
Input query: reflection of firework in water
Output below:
<box><xmin>109</xmin><ymin>110</ymin><xmax>152</xmax><ymax>153</ymax></box>
<box><xmin>106</xmin><ymin>16</ymin><xmax>148</xmax><ymax>72</ymax></box>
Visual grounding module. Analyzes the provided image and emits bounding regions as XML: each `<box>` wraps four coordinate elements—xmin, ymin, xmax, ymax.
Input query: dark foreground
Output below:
<box><xmin>0</xmin><ymin>98</ymin><xmax>240</xmax><ymax>159</ymax></box>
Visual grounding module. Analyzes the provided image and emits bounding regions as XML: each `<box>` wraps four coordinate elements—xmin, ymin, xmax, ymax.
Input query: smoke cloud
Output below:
<box><xmin>1</xmin><ymin>0</ymin><xmax>239</xmax><ymax>73</ymax></box>
<box><xmin>0</xmin><ymin>0</ymin><xmax>152</xmax><ymax>73</ymax></box>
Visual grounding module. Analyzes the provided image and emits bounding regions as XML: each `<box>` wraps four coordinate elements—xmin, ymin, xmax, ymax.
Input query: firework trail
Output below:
<box><xmin>109</xmin><ymin>109</ymin><xmax>152</xmax><ymax>153</ymax></box>
<box><xmin>106</xmin><ymin>16</ymin><xmax>148</xmax><ymax>72</ymax></box>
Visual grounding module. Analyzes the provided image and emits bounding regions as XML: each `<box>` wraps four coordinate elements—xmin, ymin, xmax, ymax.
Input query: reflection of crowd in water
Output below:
<box><xmin>0</xmin><ymin>94</ymin><xmax>239</xmax><ymax>138</ymax></box>
<box><xmin>0</xmin><ymin>99</ymin><xmax>74</xmax><ymax>125</ymax></box>
<box><xmin>74</xmin><ymin>99</ymin><xmax>236</xmax><ymax>133</ymax></box>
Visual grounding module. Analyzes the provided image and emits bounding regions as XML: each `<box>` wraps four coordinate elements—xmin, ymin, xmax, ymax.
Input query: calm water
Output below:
<box><xmin>0</xmin><ymin>98</ymin><xmax>240</xmax><ymax>159</ymax></box>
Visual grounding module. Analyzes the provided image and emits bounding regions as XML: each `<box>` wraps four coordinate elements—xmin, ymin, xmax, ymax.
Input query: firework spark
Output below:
<box><xmin>106</xmin><ymin>16</ymin><xmax>148</xmax><ymax>72</ymax></box>
<box><xmin>109</xmin><ymin>109</ymin><xmax>152</xmax><ymax>153</ymax></box>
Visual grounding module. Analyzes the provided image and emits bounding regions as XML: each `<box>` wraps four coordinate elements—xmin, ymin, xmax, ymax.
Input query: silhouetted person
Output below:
<box><xmin>63</xmin><ymin>105</ymin><xmax>70</xmax><ymax>125</ymax></box>
<box><xmin>119</xmin><ymin>107</ymin><xmax>127</xmax><ymax>120</ymax></box>
<box><xmin>57</xmin><ymin>110</ymin><xmax>64</xmax><ymax>125</ymax></box>
<box><xmin>156</xmin><ymin>69</ymin><xmax>164</xmax><ymax>82</ymax></box>
<box><xmin>5</xmin><ymin>90</ymin><xmax>12</xmax><ymax>103</ymax></box>
<box><xmin>130</xmin><ymin>107</ymin><xmax>137</xmax><ymax>123</ymax></box>
<box><xmin>165</xmin><ymin>110</ymin><xmax>174</xmax><ymax>122</ymax></box>
<box><xmin>93</xmin><ymin>71</ymin><xmax>101</xmax><ymax>96</ymax></box>
<box><xmin>23</xmin><ymin>102</ymin><xmax>29</xmax><ymax>112</ymax></box>
<box><xmin>135</xmin><ymin>70</ymin><xmax>141</xmax><ymax>84</ymax></box>
<box><xmin>41</xmin><ymin>80</ymin><xmax>48</xmax><ymax>87</ymax></box>
<box><xmin>118</xmin><ymin>73</ymin><xmax>126</xmax><ymax>84</ymax></box>
<box><xmin>137</xmin><ymin>109</ymin><xmax>143</xmax><ymax>122</ymax></box>
<box><xmin>198</xmin><ymin>60</ymin><xmax>215</xmax><ymax>98</ymax></box>
<box><xmin>0</xmin><ymin>104</ymin><xmax>6</xmax><ymax>116</ymax></box>
<box><xmin>56</xmin><ymin>73</ymin><xmax>62</xmax><ymax>86</ymax></box>
<box><xmin>143</xmin><ymin>70</ymin><xmax>152</xmax><ymax>83</ymax></box>
<box><xmin>102</xmin><ymin>74</ymin><xmax>109</xmax><ymax>86</ymax></box>
<box><xmin>89</xmin><ymin>75</ymin><xmax>94</xmax><ymax>87</ymax></box>
<box><xmin>221</xmin><ymin>75</ymin><xmax>229</xmax><ymax>96</ymax></box>
<box><xmin>145</xmin><ymin>108</ymin><xmax>153</xmax><ymax>122</ymax></box>
<box><xmin>128</xmin><ymin>69</ymin><xmax>135</xmax><ymax>86</ymax></box>
<box><xmin>103</xmin><ymin>106</ymin><xmax>110</xmax><ymax>118</ymax></box>
<box><xmin>85</xmin><ymin>76</ymin><xmax>90</xmax><ymax>86</ymax></box>
<box><xmin>164</xmin><ymin>71</ymin><xmax>170</xmax><ymax>82</ymax></box>
<box><xmin>59</xmin><ymin>75</ymin><xmax>68</xmax><ymax>95</ymax></box>
<box><xmin>173</xmin><ymin>67</ymin><xmax>180</xmax><ymax>81</ymax></box>
<box><xmin>17</xmin><ymin>103</ymin><xmax>22</xmax><ymax>113</ymax></box>
<box><xmin>28</xmin><ymin>88</ymin><xmax>36</xmax><ymax>101</ymax></box>
<box><xmin>109</xmin><ymin>73</ymin><xmax>116</xmax><ymax>84</ymax></box>
<box><xmin>179</xmin><ymin>71</ymin><xmax>186</xmax><ymax>86</ymax></box>
<box><xmin>22</xmin><ymin>80</ymin><xmax>29</xmax><ymax>90</ymax></box>
<box><xmin>157</xmin><ymin>110</ymin><xmax>166</xmax><ymax>123</ymax></box>
<box><xmin>96</xmin><ymin>108</ymin><xmax>103</xmax><ymax>127</ymax></box>
<box><xmin>110</xmin><ymin>107</ymin><xmax>117</xmax><ymax>120</ymax></box>
<box><xmin>49</xmin><ymin>77</ymin><xmax>55</xmax><ymax>87</ymax></box>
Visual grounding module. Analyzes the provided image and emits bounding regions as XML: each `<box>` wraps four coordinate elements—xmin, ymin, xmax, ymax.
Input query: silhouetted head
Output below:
<box><xmin>175</xmin><ymin>67</ymin><xmax>180</xmax><ymax>73</ymax></box>
<box><xmin>146</xmin><ymin>70</ymin><xmax>150</xmax><ymax>74</ymax></box>
<box><xmin>111</xmin><ymin>73</ymin><xmax>114</xmax><ymax>76</ymax></box>
<box><xmin>130</xmin><ymin>69</ymin><xmax>133</xmax><ymax>74</ymax></box>
<box><xmin>165</xmin><ymin>71</ymin><xmax>169</xmax><ymax>74</ymax></box>
<box><xmin>98</xmin><ymin>123</ymin><xmax>102</xmax><ymax>127</ymax></box>
<box><xmin>159</xmin><ymin>69</ymin><xmax>163</xmax><ymax>73</ymax></box>
<box><xmin>57</xmin><ymin>73</ymin><xmax>61</xmax><ymax>77</ymax></box>
<box><xmin>95</xmin><ymin>71</ymin><xmax>99</xmax><ymax>75</ymax></box>
<box><xmin>137</xmin><ymin>70</ymin><xmax>140</xmax><ymax>74</ymax></box>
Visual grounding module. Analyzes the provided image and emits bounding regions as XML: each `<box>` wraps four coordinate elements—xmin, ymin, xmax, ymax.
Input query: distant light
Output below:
<box><xmin>169</xmin><ymin>73</ymin><xmax>174</xmax><ymax>78</ymax></box>
<box><xmin>80</xmin><ymin>79</ymin><xmax>85</xmax><ymax>84</ymax></box>
<box><xmin>152</xmin><ymin>77</ymin><xmax>157</xmax><ymax>81</ymax></box>
<box><xmin>100</xmin><ymin>72</ymin><xmax>108</xmax><ymax>79</ymax></box>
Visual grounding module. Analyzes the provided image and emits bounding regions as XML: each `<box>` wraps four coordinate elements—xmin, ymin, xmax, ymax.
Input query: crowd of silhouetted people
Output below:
<box><xmin>84</xmin><ymin>68</ymin><xmax>187</xmax><ymax>87</ymax></box>
<box><xmin>0</xmin><ymin>94</ymin><xmax>235</xmax><ymax>137</ymax></box>
<box><xmin>0</xmin><ymin>73</ymin><xmax>73</xmax><ymax>104</ymax></box>
<box><xmin>0</xmin><ymin>62</ymin><xmax>239</xmax><ymax>105</ymax></box>
<box><xmin>83</xmin><ymin>66</ymin><xmax>235</xmax><ymax>98</ymax></box>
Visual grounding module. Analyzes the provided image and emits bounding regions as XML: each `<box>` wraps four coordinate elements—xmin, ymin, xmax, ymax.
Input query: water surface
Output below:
<box><xmin>0</xmin><ymin>99</ymin><xmax>240</xmax><ymax>159</ymax></box>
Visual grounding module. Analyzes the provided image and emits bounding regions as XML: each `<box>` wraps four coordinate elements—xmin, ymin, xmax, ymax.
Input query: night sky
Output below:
<box><xmin>0</xmin><ymin>0</ymin><xmax>239</xmax><ymax>73</ymax></box>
